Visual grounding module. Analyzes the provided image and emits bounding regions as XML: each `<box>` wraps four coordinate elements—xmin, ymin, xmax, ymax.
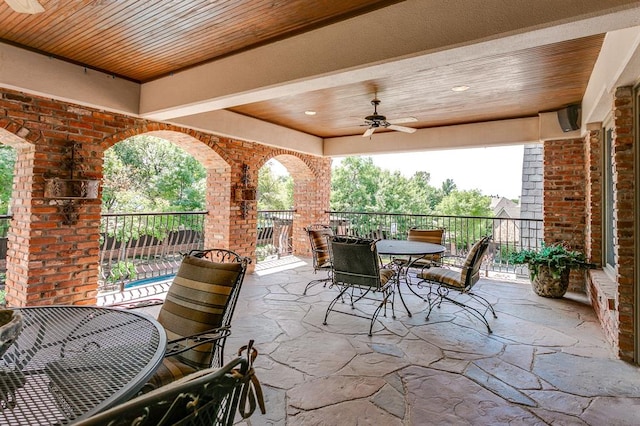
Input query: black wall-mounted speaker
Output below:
<box><xmin>557</xmin><ymin>104</ymin><xmax>581</xmax><ymax>132</ymax></box>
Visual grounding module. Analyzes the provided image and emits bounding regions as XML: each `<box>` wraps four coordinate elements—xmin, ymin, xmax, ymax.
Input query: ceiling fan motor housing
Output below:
<box><xmin>365</xmin><ymin>114</ymin><xmax>386</xmax><ymax>123</ymax></box>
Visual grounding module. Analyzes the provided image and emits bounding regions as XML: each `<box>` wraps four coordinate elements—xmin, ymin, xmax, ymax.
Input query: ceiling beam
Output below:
<box><xmin>323</xmin><ymin>117</ymin><xmax>542</xmax><ymax>157</ymax></box>
<box><xmin>0</xmin><ymin>42</ymin><xmax>140</xmax><ymax>115</ymax></box>
<box><xmin>140</xmin><ymin>0</ymin><xmax>640</xmax><ymax>121</ymax></box>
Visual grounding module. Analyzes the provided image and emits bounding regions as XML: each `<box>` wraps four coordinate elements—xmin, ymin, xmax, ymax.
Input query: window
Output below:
<box><xmin>603</xmin><ymin>124</ymin><xmax>615</xmax><ymax>273</ymax></box>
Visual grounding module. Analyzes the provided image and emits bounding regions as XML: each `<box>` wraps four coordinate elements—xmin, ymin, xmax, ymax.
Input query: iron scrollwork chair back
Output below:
<box><xmin>75</xmin><ymin>341</ymin><xmax>266</xmax><ymax>426</ymax></box>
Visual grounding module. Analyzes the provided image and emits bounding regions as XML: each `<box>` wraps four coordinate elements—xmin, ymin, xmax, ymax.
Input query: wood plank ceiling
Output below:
<box><xmin>0</xmin><ymin>0</ymin><xmax>400</xmax><ymax>82</ymax></box>
<box><xmin>0</xmin><ymin>0</ymin><xmax>604</xmax><ymax>139</ymax></box>
<box><xmin>230</xmin><ymin>35</ymin><xmax>604</xmax><ymax>137</ymax></box>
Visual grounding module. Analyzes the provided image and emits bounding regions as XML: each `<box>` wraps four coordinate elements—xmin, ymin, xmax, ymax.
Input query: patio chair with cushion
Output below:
<box><xmin>303</xmin><ymin>224</ymin><xmax>334</xmax><ymax>295</ymax></box>
<box><xmin>416</xmin><ymin>235</ymin><xmax>496</xmax><ymax>333</ymax></box>
<box><xmin>323</xmin><ymin>236</ymin><xmax>396</xmax><ymax>336</ymax></box>
<box><xmin>394</xmin><ymin>227</ymin><xmax>446</xmax><ymax>270</ymax></box>
<box><xmin>76</xmin><ymin>341</ymin><xmax>265</xmax><ymax>426</ymax></box>
<box><xmin>144</xmin><ymin>248</ymin><xmax>251</xmax><ymax>391</ymax></box>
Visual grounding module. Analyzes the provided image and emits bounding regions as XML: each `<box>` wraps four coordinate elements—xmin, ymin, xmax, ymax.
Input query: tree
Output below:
<box><xmin>258</xmin><ymin>163</ymin><xmax>293</xmax><ymax>210</ymax></box>
<box><xmin>331</xmin><ymin>158</ymin><xmax>445</xmax><ymax>216</ymax></box>
<box><xmin>0</xmin><ymin>146</ymin><xmax>16</xmax><ymax>215</ymax></box>
<box><xmin>408</xmin><ymin>171</ymin><xmax>440</xmax><ymax>213</ymax></box>
<box><xmin>103</xmin><ymin>136</ymin><xmax>206</xmax><ymax>212</ymax></box>
<box><xmin>330</xmin><ymin>157</ymin><xmax>381</xmax><ymax>212</ymax></box>
<box><xmin>435</xmin><ymin>189</ymin><xmax>493</xmax><ymax>249</ymax></box>
<box><xmin>441</xmin><ymin>178</ymin><xmax>456</xmax><ymax>196</ymax></box>
<box><xmin>435</xmin><ymin>189</ymin><xmax>492</xmax><ymax>217</ymax></box>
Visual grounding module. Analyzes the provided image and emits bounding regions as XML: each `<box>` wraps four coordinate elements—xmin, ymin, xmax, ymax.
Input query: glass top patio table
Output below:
<box><xmin>376</xmin><ymin>239</ymin><xmax>446</xmax><ymax>317</ymax></box>
<box><xmin>376</xmin><ymin>239</ymin><xmax>445</xmax><ymax>257</ymax></box>
<box><xmin>0</xmin><ymin>305</ymin><xmax>166</xmax><ymax>425</ymax></box>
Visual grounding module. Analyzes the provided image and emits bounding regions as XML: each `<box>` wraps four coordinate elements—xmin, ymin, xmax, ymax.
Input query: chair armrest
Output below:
<box><xmin>165</xmin><ymin>326</ymin><xmax>231</xmax><ymax>358</ymax></box>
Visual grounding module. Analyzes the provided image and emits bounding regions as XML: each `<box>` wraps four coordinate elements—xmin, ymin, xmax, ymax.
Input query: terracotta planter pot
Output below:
<box><xmin>531</xmin><ymin>265</ymin><xmax>570</xmax><ymax>298</ymax></box>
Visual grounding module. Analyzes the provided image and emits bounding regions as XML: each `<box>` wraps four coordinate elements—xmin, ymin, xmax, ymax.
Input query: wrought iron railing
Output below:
<box><xmin>256</xmin><ymin>209</ymin><xmax>295</xmax><ymax>261</ymax></box>
<box><xmin>0</xmin><ymin>214</ymin><xmax>10</xmax><ymax>293</ymax></box>
<box><xmin>2</xmin><ymin>209</ymin><xmax>540</xmax><ymax>297</ymax></box>
<box><xmin>326</xmin><ymin>210</ymin><xmax>543</xmax><ymax>275</ymax></box>
<box><xmin>99</xmin><ymin>211</ymin><xmax>206</xmax><ymax>292</ymax></box>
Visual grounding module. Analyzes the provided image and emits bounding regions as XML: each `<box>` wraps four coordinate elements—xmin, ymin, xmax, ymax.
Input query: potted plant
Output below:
<box><xmin>508</xmin><ymin>243</ymin><xmax>594</xmax><ymax>298</ymax></box>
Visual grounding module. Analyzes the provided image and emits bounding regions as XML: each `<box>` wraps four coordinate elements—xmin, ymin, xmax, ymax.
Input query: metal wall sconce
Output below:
<box><xmin>235</xmin><ymin>164</ymin><xmax>256</xmax><ymax>219</ymax></box>
<box><xmin>44</xmin><ymin>143</ymin><xmax>100</xmax><ymax>225</ymax></box>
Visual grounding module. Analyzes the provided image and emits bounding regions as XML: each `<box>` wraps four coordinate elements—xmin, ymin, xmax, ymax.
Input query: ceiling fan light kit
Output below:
<box><xmin>4</xmin><ymin>0</ymin><xmax>44</xmax><ymax>14</ymax></box>
<box><xmin>360</xmin><ymin>97</ymin><xmax>417</xmax><ymax>137</ymax></box>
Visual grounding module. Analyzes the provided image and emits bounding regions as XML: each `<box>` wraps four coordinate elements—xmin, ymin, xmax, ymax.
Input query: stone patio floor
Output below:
<box><xmin>135</xmin><ymin>256</ymin><xmax>640</xmax><ymax>425</ymax></box>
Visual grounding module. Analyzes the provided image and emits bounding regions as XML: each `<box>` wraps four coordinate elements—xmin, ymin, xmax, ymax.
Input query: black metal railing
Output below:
<box><xmin>326</xmin><ymin>210</ymin><xmax>543</xmax><ymax>275</ymax></box>
<box><xmin>99</xmin><ymin>211</ymin><xmax>206</xmax><ymax>292</ymax></box>
<box><xmin>1</xmin><ymin>209</ymin><xmax>541</xmax><ymax>296</ymax></box>
<box><xmin>0</xmin><ymin>214</ymin><xmax>10</xmax><ymax>295</ymax></box>
<box><xmin>256</xmin><ymin>209</ymin><xmax>295</xmax><ymax>261</ymax></box>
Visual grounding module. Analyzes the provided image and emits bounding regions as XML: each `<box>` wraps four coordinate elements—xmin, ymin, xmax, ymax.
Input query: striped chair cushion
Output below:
<box><xmin>460</xmin><ymin>237</ymin><xmax>487</xmax><ymax>286</ymax></box>
<box><xmin>157</xmin><ymin>255</ymin><xmax>243</xmax><ymax>370</ymax></box>
<box><xmin>309</xmin><ymin>228</ymin><xmax>333</xmax><ymax>267</ymax></box>
<box><xmin>395</xmin><ymin>228</ymin><xmax>445</xmax><ymax>267</ymax></box>
<box><xmin>144</xmin><ymin>356</ymin><xmax>198</xmax><ymax>391</ymax></box>
<box><xmin>379</xmin><ymin>268</ymin><xmax>395</xmax><ymax>286</ymax></box>
<box><xmin>418</xmin><ymin>237</ymin><xmax>487</xmax><ymax>289</ymax></box>
<box><xmin>417</xmin><ymin>267</ymin><xmax>464</xmax><ymax>288</ymax></box>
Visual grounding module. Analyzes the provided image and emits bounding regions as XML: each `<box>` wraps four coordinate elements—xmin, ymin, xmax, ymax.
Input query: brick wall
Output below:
<box><xmin>0</xmin><ymin>88</ymin><xmax>331</xmax><ymax>306</ymax></box>
<box><xmin>611</xmin><ymin>86</ymin><xmax>635</xmax><ymax>361</ymax></box>
<box><xmin>543</xmin><ymin>137</ymin><xmax>587</xmax><ymax>292</ymax></box>
<box><xmin>581</xmin><ymin>87</ymin><xmax>636</xmax><ymax>362</ymax></box>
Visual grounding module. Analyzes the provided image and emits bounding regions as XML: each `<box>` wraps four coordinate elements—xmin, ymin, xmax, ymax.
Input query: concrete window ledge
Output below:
<box><xmin>588</xmin><ymin>269</ymin><xmax>617</xmax><ymax>311</ymax></box>
<box><xmin>587</xmin><ymin>269</ymin><xmax>619</xmax><ymax>350</ymax></box>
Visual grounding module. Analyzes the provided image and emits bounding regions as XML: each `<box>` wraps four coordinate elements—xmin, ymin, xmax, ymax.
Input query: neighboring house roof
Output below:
<box><xmin>491</xmin><ymin>197</ymin><xmax>521</xmax><ymax>218</ymax></box>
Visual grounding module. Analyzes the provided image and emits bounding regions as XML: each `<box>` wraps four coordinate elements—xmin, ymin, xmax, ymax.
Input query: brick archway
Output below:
<box><xmin>107</xmin><ymin>130</ymin><xmax>236</xmax><ymax>251</ymax></box>
<box><xmin>0</xmin><ymin>87</ymin><xmax>331</xmax><ymax>306</ymax></box>
<box><xmin>257</xmin><ymin>153</ymin><xmax>331</xmax><ymax>256</ymax></box>
<box><xmin>0</xmin><ymin>127</ymin><xmax>35</xmax><ymax>307</ymax></box>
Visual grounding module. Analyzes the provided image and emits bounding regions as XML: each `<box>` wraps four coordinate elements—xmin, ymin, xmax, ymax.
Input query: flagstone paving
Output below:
<box><xmin>136</xmin><ymin>257</ymin><xmax>640</xmax><ymax>425</ymax></box>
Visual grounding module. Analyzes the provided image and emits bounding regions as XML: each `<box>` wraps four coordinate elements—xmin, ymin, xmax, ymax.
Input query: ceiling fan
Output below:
<box><xmin>360</xmin><ymin>97</ymin><xmax>417</xmax><ymax>137</ymax></box>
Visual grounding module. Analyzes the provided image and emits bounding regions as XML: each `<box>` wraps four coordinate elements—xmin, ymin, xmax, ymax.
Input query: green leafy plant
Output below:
<box><xmin>107</xmin><ymin>261</ymin><xmax>137</xmax><ymax>283</ymax></box>
<box><xmin>508</xmin><ymin>242</ymin><xmax>594</xmax><ymax>281</ymax></box>
<box><xmin>0</xmin><ymin>289</ymin><xmax>5</xmax><ymax>306</ymax></box>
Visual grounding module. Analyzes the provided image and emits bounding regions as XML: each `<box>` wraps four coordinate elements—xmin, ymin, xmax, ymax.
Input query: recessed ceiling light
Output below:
<box><xmin>304</xmin><ymin>110</ymin><xmax>317</xmax><ymax>116</ymax></box>
<box><xmin>451</xmin><ymin>85</ymin><xmax>470</xmax><ymax>92</ymax></box>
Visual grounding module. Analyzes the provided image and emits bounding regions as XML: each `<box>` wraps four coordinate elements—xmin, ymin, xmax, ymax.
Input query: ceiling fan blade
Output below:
<box><xmin>362</xmin><ymin>127</ymin><xmax>376</xmax><ymax>137</ymax></box>
<box><xmin>387</xmin><ymin>117</ymin><xmax>417</xmax><ymax>125</ymax></box>
<box><xmin>387</xmin><ymin>124</ymin><xmax>416</xmax><ymax>134</ymax></box>
<box><xmin>4</xmin><ymin>0</ymin><xmax>44</xmax><ymax>13</ymax></box>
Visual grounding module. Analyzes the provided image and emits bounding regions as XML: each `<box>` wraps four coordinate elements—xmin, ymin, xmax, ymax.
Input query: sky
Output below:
<box><xmin>269</xmin><ymin>144</ymin><xmax>525</xmax><ymax>200</ymax></box>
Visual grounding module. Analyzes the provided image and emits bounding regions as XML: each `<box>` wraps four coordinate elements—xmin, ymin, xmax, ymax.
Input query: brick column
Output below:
<box><xmin>584</xmin><ymin>125</ymin><xmax>603</xmax><ymax>266</ymax></box>
<box><xmin>543</xmin><ymin>137</ymin><xmax>587</xmax><ymax>292</ymax></box>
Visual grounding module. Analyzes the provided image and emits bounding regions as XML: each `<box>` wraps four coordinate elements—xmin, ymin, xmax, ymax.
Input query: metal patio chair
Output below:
<box><xmin>323</xmin><ymin>236</ymin><xmax>396</xmax><ymax>336</ymax></box>
<box><xmin>143</xmin><ymin>248</ymin><xmax>251</xmax><ymax>391</ymax></box>
<box><xmin>303</xmin><ymin>224</ymin><xmax>334</xmax><ymax>295</ymax></box>
<box><xmin>76</xmin><ymin>341</ymin><xmax>265</xmax><ymax>426</ymax></box>
<box><xmin>416</xmin><ymin>235</ymin><xmax>497</xmax><ymax>333</ymax></box>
